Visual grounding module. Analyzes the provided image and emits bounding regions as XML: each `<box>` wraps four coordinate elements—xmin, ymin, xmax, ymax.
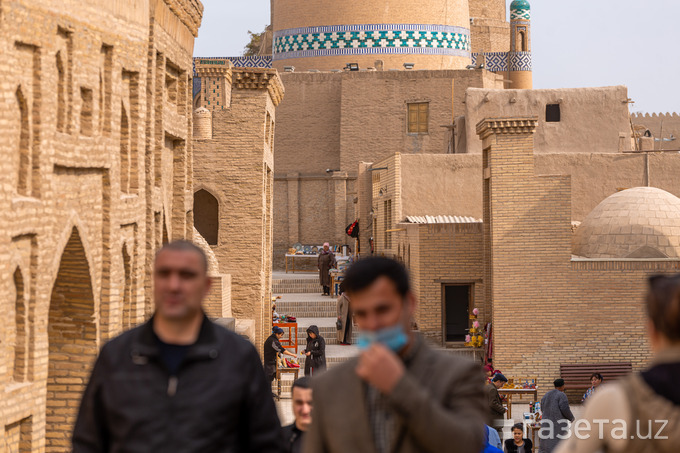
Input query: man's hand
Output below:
<box><xmin>355</xmin><ymin>343</ymin><xmax>405</xmax><ymax>395</ymax></box>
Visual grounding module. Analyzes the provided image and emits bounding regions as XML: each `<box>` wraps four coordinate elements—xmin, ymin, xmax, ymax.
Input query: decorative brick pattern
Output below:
<box><xmin>509</xmin><ymin>0</ymin><xmax>531</xmax><ymax>20</ymax></box>
<box><xmin>472</xmin><ymin>52</ymin><xmax>509</xmax><ymax>72</ymax></box>
<box><xmin>273</xmin><ymin>24</ymin><xmax>471</xmax><ymax>60</ymax></box>
<box><xmin>0</xmin><ymin>0</ymin><xmax>202</xmax><ymax>447</ymax></box>
<box><xmin>193</xmin><ymin>66</ymin><xmax>284</xmax><ymax>352</ymax></box>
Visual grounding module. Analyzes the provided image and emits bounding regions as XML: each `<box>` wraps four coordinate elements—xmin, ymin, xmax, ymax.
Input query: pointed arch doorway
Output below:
<box><xmin>46</xmin><ymin>227</ymin><xmax>97</xmax><ymax>451</ymax></box>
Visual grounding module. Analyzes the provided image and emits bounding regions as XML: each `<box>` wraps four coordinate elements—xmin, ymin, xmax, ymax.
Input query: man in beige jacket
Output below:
<box><xmin>302</xmin><ymin>257</ymin><xmax>487</xmax><ymax>453</ymax></box>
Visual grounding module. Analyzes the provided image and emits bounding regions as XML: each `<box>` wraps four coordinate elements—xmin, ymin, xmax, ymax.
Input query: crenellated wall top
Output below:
<box><xmin>476</xmin><ymin>117</ymin><xmax>538</xmax><ymax>139</ymax></box>
<box><xmin>232</xmin><ymin>68</ymin><xmax>285</xmax><ymax>107</ymax></box>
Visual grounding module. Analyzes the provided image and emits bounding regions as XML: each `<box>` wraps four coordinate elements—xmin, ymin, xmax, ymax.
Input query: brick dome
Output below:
<box><xmin>572</xmin><ymin>187</ymin><xmax>680</xmax><ymax>259</ymax></box>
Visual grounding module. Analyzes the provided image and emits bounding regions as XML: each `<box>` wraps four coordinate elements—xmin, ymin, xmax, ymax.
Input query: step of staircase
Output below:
<box><xmin>272</xmin><ymin>276</ymin><xmax>321</xmax><ymax>294</ymax></box>
<box><xmin>274</xmin><ymin>294</ymin><xmax>338</xmax><ymax>318</ymax></box>
<box><xmin>295</xmin><ymin>317</ymin><xmax>359</xmax><ymax>346</ymax></box>
<box><xmin>271</xmin><ymin>344</ymin><xmax>359</xmax><ymax>396</ymax></box>
<box><xmin>437</xmin><ymin>346</ymin><xmax>485</xmax><ymax>362</ymax></box>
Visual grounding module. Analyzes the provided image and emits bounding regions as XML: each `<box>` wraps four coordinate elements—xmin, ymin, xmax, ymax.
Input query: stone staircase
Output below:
<box><xmin>270</xmin><ymin>273</ymin><xmax>480</xmax><ymax>397</ymax></box>
<box><xmin>271</xmin><ymin>273</ymin><xmax>358</xmax><ymax>397</ymax></box>
<box><xmin>272</xmin><ymin>277</ymin><xmax>322</xmax><ymax>294</ymax></box>
<box><xmin>274</xmin><ymin>294</ymin><xmax>337</xmax><ymax>318</ymax></box>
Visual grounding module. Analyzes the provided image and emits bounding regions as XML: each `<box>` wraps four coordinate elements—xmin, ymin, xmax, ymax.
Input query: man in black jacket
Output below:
<box><xmin>72</xmin><ymin>241</ymin><xmax>281</xmax><ymax>452</ymax></box>
<box><xmin>281</xmin><ymin>377</ymin><xmax>313</xmax><ymax>453</ymax></box>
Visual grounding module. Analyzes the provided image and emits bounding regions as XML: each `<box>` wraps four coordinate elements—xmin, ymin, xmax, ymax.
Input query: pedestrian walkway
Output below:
<box><xmin>271</xmin><ymin>271</ymin><xmax>359</xmax><ymax>405</ymax></box>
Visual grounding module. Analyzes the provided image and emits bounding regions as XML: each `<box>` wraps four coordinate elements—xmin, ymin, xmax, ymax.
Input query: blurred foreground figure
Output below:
<box><xmin>555</xmin><ymin>274</ymin><xmax>680</xmax><ymax>453</ymax></box>
<box><xmin>73</xmin><ymin>241</ymin><xmax>281</xmax><ymax>452</ymax></box>
<box><xmin>282</xmin><ymin>377</ymin><xmax>314</xmax><ymax>453</ymax></box>
<box><xmin>303</xmin><ymin>257</ymin><xmax>487</xmax><ymax>453</ymax></box>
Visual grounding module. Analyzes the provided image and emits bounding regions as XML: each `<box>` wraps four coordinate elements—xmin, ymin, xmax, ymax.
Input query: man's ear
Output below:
<box><xmin>204</xmin><ymin>276</ymin><xmax>212</xmax><ymax>296</ymax></box>
<box><xmin>647</xmin><ymin>319</ymin><xmax>660</xmax><ymax>353</ymax></box>
<box><xmin>406</xmin><ymin>290</ymin><xmax>417</xmax><ymax>317</ymax></box>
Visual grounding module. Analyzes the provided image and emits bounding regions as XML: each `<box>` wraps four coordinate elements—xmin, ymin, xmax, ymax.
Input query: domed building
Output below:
<box><xmin>572</xmin><ymin>187</ymin><xmax>680</xmax><ymax>259</ymax></box>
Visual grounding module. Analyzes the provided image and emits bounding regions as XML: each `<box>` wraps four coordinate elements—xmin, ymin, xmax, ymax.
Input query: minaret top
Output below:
<box><xmin>510</xmin><ymin>0</ymin><xmax>531</xmax><ymax>21</ymax></box>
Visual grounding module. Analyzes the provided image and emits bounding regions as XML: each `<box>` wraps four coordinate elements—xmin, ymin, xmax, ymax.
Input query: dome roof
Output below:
<box><xmin>510</xmin><ymin>0</ymin><xmax>531</xmax><ymax>20</ymax></box>
<box><xmin>572</xmin><ymin>187</ymin><xmax>680</xmax><ymax>259</ymax></box>
<box><xmin>510</xmin><ymin>0</ymin><xmax>531</xmax><ymax>10</ymax></box>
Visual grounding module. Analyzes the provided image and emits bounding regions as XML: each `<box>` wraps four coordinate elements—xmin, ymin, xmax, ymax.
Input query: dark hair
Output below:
<box><xmin>512</xmin><ymin>423</ymin><xmax>524</xmax><ymax>433</ymax></box>
<box><xmin>342</xmin><ymin>257</ymin><xmax>410</xmax><ymax>297</ymax></box>
<box><xmin>492</xmin><ymin>373</ymin><xmax>507</xmax><ymax>383</ymax></box>
<box><xmin>553</xmin><ymin>379</ymin><xmax>565</xmax><ymax>388</ymax></box>
<box><xmin>291</xmin><ymin>376</ymin><xmax>311</xmax><ymax>393</ymax></box>
<box><xmin>647</xmin><ymin>274</ymin><xmax>680</xmax><ymax>342</ymax></box>
<box><xmin>155</xmin><ymin>240</ymin><xmax>208</xmax><ymax>273</ymax></box>
<box><xmin>590</xmin><ymin>372</ymin><xmax>603</xmax><ymax>382</ymax></box>
<box><xmin>272</xmin><ymin>326</ymin><xmax>284</xmax><ymax>335</ymax></box>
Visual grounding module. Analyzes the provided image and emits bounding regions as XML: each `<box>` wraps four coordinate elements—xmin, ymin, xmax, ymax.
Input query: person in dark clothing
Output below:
<box><xmin>303</xmin><ymin>325</ymin><xmax>326</xmax><ymax>376</ymax></box>
<box><xmin>539</xmin><ymin>379</ymin><xmax>574</xmax><ymax>453</ymax></box>
<box><xmin>487</xmin><ymin>373</ymin><xmax>508</xmax><ymax>418</ymax></box>
<box><xmin>264</xmin><ymin>326</ymin><xmax>298</xmax><ymax>384</ymax></box>
<box><xmin>318</xmin><ymin>242</ymin><xmax>336</xmax><ymax>296</ymax></box>
<box><xmin>72</xmin><ymin>240</ymin><xmax>282</xmax><ymax>452</ymax></box>
<box><xmin>281</xmin><ymin>377</ymin><xmax>313</xmax><ymax>453</ymax></box>
<box><xmin>505</xmin><ymin>423</ymin><xmax>533</xmax><ymax>453</ymax></box>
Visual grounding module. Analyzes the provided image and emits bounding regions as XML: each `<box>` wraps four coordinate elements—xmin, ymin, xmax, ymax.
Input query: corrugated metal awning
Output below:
<box><xmin>404</xmin><ymin>215</ymin><xmax>481</xmax><ymax>224</ymax></box>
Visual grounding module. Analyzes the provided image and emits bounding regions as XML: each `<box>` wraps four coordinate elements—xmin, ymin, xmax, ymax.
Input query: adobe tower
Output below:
<box><xmin>271</xmin><ymin>0</ymin><xmax>472</xmax><ymax>71</ymax></box>
<box><xmin>508</xmin><ymin>0</ymin><xmax>533</xmax><ymax>89</ymax></box>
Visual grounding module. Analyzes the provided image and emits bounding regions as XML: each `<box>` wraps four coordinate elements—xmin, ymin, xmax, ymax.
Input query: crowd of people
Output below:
<box><xmin>70</xmin><ymin>240</ymin><xmax>679</xmax><ymax>452</ymax></box>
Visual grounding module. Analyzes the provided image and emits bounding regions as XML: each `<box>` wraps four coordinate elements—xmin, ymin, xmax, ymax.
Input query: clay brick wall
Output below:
<box><xmin>464</xmin><ymin>86</ymin><xmax>634</xmax><ymax>154</ymax></box>
<box><xmin>0</xmin><ymin>0</ymin><xmax>201</xmax><ymax>448</ymax></box>
<box><xmin>398</xmin><ymin>222</ymin><xmax>485</xmax><ymax>345</ymax></box>
<box><xmin>273</xmin><ymin>69</ymin><xmax>504</xmax><ymax>268</ymax></box>
<box><xmin>631</xmin><ymin>112</ymin><xmax>680</xmax><ymax>149</ymax></box>
<box><xmin>370</xmin><ymin>154</ymin><xmax>401</xmax><ymax>256</ymax></box>
<box><xmin>470</xmin><ymin>21</ymin><xmax>511</xmax><ymax>54</ymax></box>
<box><xmin>363</xmin><ymin>151</ymin><xmax>680</xmax><ymax>255</ymax></box>
<box><xmin>477</xmin><ymin>117</ymin><xmax>680</xmax><ymax>397</ymax></box>
<box><xmin>469</xmin><ymin>0</ymin><xmax>507</xmax><ymax>21</ymax></box>
<box><xmin>193</xmin><ymin>68</ymin><xmax>284</xmax><ymax>352</ymax></box>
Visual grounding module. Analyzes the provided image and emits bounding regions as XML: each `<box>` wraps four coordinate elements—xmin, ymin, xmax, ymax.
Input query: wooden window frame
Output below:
<box><xmin>407</xmin><ymin>102</ymin><xmax>429</xmax><ymax>134</ymax></box>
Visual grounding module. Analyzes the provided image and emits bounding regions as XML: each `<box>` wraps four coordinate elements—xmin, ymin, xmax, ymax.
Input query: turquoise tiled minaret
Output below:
<box><xmin>509</xmin><ymin>0</ymin><xmax>532</xmax><ymax>88</ymax></box>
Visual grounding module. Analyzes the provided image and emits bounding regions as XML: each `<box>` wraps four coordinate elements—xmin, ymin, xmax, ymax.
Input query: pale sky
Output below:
<box><xmin>194</xmin><ymin>0</ymin><xmax>679</xmax><ymax>114</ymax></box>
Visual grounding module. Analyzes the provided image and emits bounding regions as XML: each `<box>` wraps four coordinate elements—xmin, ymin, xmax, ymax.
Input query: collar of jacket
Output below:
<box><xmin>130</xmin><ymin>314</ymin><xmax>220</xmax><ymax>362</ymax></box>
<box><xmin>400</xmin><ymin>333</ymin><xmax>423</xmax><ymax>368</ymax></box>
<box><xmin>651</xmin><ymin>343</ymin><xmax>680</xmax><ymax>366</ymax></box>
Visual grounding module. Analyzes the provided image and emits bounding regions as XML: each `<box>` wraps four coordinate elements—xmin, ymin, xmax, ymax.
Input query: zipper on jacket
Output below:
<box><xmin>167</xmin><ymin>376</ymin><xmax>178</xmax><ymax>397</ymax></box>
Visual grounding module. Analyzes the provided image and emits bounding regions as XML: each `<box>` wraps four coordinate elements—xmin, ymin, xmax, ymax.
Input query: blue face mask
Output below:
<box><xmin>357</xmin><ymin>325</ymin><xmax>409</xmax><ymax>352</ymax></box>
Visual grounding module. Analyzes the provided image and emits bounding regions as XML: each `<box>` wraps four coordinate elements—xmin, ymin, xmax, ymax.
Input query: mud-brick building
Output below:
<box><xmin>375</xmin><ymin>117</ymin><xmax>680</xmax><ymax>396</ymax></box>
<box><xmin>475</xmin><ymin>117</ymin><xmax>680</xmax><ymax>394</ymax></box>
<box><xmin>0</xmin><ymin>0</ymin><xmax>211</xmax><ymax>450</ymax></box>
<box><xmin>193</xmin><ymin>61</ymin><xmax>285</xmax><ymax>350</ymax></box>
<box><xmin>269</xmin><ymin>0</ymin><xmax>535</xmax><ymax>270</ymax></box>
